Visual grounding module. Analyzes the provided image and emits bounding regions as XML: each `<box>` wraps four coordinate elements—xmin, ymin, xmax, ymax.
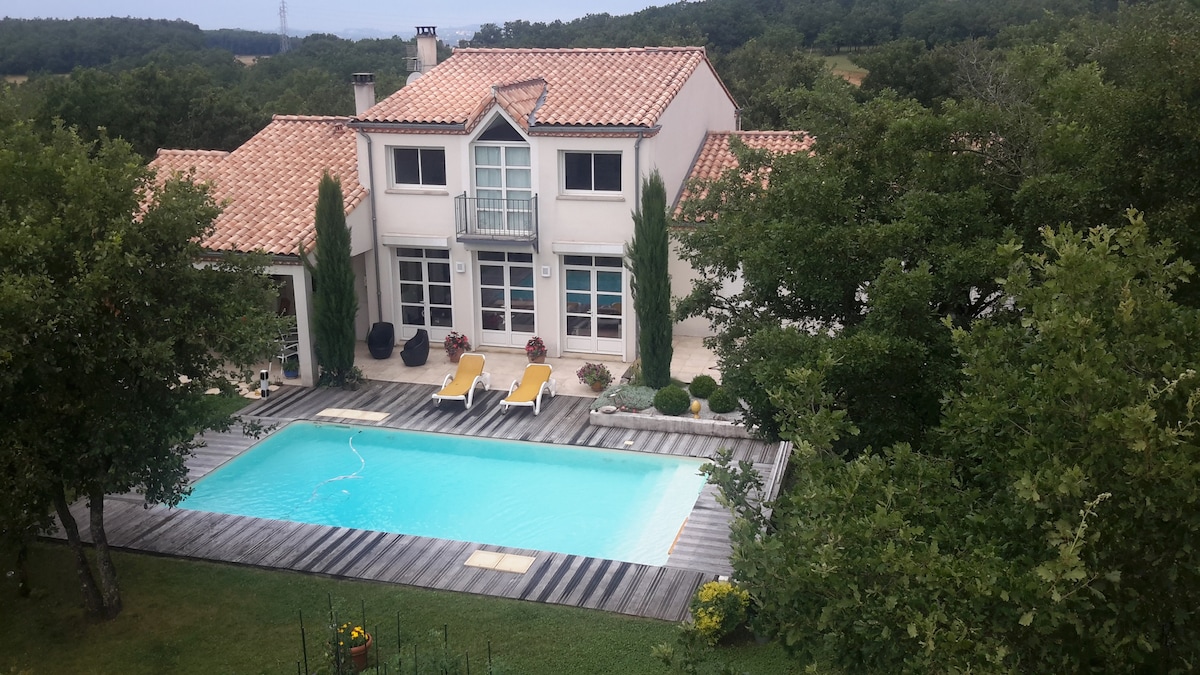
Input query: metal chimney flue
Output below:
<box><xmin>351</xmin><ymin>72</ymin><xmax>375</xmax><ymax>115</ymax></box>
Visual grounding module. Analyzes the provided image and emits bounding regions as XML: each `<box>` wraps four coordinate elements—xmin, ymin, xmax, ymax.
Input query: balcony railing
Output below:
<box><xmin>454</xmin><ymin>193</ymin><xmax>539</xmax><ymax>251</ymax></box>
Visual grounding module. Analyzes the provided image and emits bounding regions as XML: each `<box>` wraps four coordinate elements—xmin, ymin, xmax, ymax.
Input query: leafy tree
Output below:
<box><xmin>709</xmin><ymin>214</ymin><xmax>1200</xmax><ymax>672</ymax></box>
<box><xmin>0</xmin><ymin>17</ymin><xmax>205</xmax><ymax>74</ymax></box>
<box><xmin>676</xmin><ymin>95</ymin><xmax>1004</xmax><ymax>449</ymax></box>
<box><xmin>31</xmin><ymin>63</ymin><xmax>266</xmax><ymax>159</ymax></box>
<box><xmin>0</xmin><ymin>107</ymin><xmax>278</xmax><ymax>619</ymax></box>
<box><xmin>627</xmin><ymin>170</ymin><xmax>673</xmax><ymax>388</ymax></box>
<box><xmin>203</xmin><ymin>28</ymin><xmax>283</xmax><ymax>56</ymax></box>
<box><xmin>855</xmin><ymin>38</ymin><xmax>958</xmax><ymax>105</ymax></box>
<box><xmin>712</xmin><ymin>34</ymin><xmax>833</xmax><ymax>130</ymax></box>
<box><xmin>679</xmin><ymin>3</ymin><xmax>1200</xmax><ymax>447</ymax></box>
<box><xmin>303</xmin><ymin>171</ymin><xmax>358</xmax><ymax>387</ymax></box>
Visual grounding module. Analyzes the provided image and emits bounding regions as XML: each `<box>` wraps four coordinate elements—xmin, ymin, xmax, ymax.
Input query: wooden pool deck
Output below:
<box><xmin>52</xmin><ymin>381</ymin><xmax>789</xmax><ymax>622</ymax></box>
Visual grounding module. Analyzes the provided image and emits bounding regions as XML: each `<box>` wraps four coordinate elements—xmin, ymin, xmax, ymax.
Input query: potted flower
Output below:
<box><xmin>282</xmin><ymin>355</ymin><xmax>300</xmax><ymax>379</ymax></box>
<box><xmin>525</xmin><ymin>336</ymin><xmax>547</xmax><ymax>363</ymax></box>
<box><xmin>577</xmin><ymin>362</ymin><xmax>613</xmax><ymax>392</ymax></box>
<box><xmin>334</xmin><ymin>622</ymin><xmax>372</xmax><ymax>672</ymax></box>
<box><xmin>443</xmin><ymin>331</ymin><xmax>471</xmax><ymax>363</ymax></box>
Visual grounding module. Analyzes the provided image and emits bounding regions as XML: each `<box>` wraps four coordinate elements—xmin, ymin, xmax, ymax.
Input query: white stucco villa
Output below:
<box><xmin>346</xmin><ymin>31</ymin><xmax>740</xmax><ymax>361</ymax></box>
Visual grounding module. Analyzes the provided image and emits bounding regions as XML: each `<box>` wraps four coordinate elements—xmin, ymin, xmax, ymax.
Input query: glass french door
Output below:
<box><xmin>396</xmin><ymin>248</ymin><xmax>452</xmax><ymax>340</ymax></box>
<box><xmin>478</xmin><ymin>251</ymin><xmax>535</xmax><ymax>347</ymax></box>
<box><xmin>474</xmin><ymin>144</ymin><xmax>532</xmax><ymax>234</ymax></box>
<box><xmin>563</xmin><ymin>255</ymin><xmax>624</xmax><ymax>354</ymax></box>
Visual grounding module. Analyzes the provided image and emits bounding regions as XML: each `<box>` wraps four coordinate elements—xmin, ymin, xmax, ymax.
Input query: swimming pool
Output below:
<box><xmin>179</xmin><ymin>422</ymin><xmax>708</xmax><ymax>566</ymax></box>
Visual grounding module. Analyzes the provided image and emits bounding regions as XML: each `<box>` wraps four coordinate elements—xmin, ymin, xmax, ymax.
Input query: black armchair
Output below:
<box><xmin>401</xmin><ymin>329</ymin><xmax>430</xmax><ymax>367</ymax></box>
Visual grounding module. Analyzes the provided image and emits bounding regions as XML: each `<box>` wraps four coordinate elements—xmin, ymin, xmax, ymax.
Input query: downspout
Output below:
<box><xmin>361</xmin><ymin>131</ymin><xmax>384</xmax><ymax>323</ymax></box>
<box><xmin>634</xmin><ymin>129</ymin><xmax>644</xmax><ymax>209</ymax></box>
<box><xmin>631</xmin><ymin>128</ymin><xmax>645</xmax><ymax>364</ymax></box>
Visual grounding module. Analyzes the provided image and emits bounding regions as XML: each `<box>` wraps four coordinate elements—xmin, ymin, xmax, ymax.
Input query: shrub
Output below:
<box><xmin>592</xmin><ymin>385</ymin><xmax>657</xmax><ymax>411</ymax></box>
<box><xmin>611</xmin><ymin>385</ymin><xmax>656</xmax><ymax>410</ymax></box>
<box><xmin>653</xmin><ymin>384</ymin><xmax>691</xmax><ymax>416</ymax></box>
<box><xmin>707</xmin><ymin>387</ymin><xmax>739</xmax><ymax>414</ymax></box>
<box><xmin>689</xmin><ymin>580</ymin><xmax>749</xmax><ymax>645</ymax></box>
<box><xmin>688</xmin><ymin>374</ymin><xmax>717</xmax><ymax>399</ymax></box>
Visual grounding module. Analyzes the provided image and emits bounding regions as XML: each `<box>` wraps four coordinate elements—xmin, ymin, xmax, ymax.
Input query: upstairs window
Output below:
<box><xmin>563</xmin><ymin>152</ymin><xmax>621</xmax><ymax>192</ymax></box>
<box><xmin>392</xmin><ymin>147</ymin><xmax>446</xmax><ymax>187</ymax></box>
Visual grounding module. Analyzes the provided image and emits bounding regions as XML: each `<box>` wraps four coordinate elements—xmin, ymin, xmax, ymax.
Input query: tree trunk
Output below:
<box><xmin>88</xmin><ymin>486</ymin><xmax>122</xmax><ymax>619</ymax></box>
<box><xmin>52</xmin><ymin>487</ymin><xmax>104</xmax><ymax>618</ymax></box>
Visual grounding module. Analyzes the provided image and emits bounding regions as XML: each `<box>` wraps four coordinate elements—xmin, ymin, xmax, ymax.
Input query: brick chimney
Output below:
<box><xmin>352</xmin><ymin>73</ymin><xmax>375</xmax><ymax>115</ymax></box>
<box><xmin>416</xmin><ymin>26</ymin><xmax>438</xmax><ymax>74</ymax></box>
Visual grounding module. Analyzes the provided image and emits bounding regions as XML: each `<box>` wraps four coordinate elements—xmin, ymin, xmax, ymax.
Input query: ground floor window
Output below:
<box><xmin>396</xmin><ymin>248</ymin><xmax>452</xmax><ymax>338</ymax></box>
<box><xmin>563</xmin><ymin>255</ymin><xmax>623</xmax><ymax>354</ymax></box>
<box><xmin>479</xmin><ymin>251</ymin><xmax>535</xmax><ymax>347</ymax></box>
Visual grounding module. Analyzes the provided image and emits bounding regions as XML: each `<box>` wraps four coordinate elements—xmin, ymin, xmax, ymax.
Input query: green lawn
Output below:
<box><xmin>822</xmin><ymin>54</ymin><xmax>868</xmax><ymax>86</ymax></box>
<box><xmin>1</xmin><ymin>542</ymin><xmax>801</xmax><ymax>674</ymax></box>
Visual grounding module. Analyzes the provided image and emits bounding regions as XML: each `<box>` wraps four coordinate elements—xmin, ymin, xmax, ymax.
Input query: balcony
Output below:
<box><xmin>454</xmin><ymin>193</ymin><xmax>539</xmax><ymax>251</ymax></box>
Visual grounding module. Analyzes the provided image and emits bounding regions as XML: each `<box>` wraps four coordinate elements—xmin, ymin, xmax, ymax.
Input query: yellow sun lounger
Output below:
<box><xmin>431</xmin><ymin>353</ymin><xmax>491</xmax><ymax>409</ymax></box>
<box><xmin>499</xmin><ymin>363</ymin><xmax>556</xmax><ymax>416</ymax></box>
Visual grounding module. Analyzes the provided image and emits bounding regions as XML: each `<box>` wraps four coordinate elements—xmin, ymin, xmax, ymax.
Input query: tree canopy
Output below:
<box><xmin>0</xmin><ymin>98</ymin><xmax>279</xmax><ymax>619</ymax></box>
<box><xmin>711</xmin><ymin>215</ymin><xmax>1200</xmax><ymax>672</ymax></box>
<box><xmin>677</xmin><ymin>1</ymin><xmax>1200</xmax><ymax>450</ymax></box>
<box><xmin>680</xmin><ymin>1</ymin><xmax>1200</xmax><ymax>670</ymax></box>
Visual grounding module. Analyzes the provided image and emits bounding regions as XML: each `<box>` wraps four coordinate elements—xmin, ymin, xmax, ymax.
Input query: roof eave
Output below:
<box><xmin>528</xmin><ymin>124</ymin><xmax>663</xmax><ymax>137</ymax></box>
<box><xmin>348</xmin><ymin>121</ymin><xmax>469</xmax><ymax>133</ymax></box>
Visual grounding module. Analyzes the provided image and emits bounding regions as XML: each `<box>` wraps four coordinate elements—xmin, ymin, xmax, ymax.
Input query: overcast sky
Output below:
<box><xmin>4</xmin><ymin>0</ymin><xmax>669</xmax><ymax>37</ymax></box>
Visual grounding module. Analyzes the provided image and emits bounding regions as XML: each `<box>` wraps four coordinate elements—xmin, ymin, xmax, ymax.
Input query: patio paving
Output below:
<box><xmin>348</xmin><ymin>334</ymin><xmax>722</xmax><ymax>398</ymax></box>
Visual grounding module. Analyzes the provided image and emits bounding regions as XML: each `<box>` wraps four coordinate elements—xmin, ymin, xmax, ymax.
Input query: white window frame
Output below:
<box><xmin>390</xmin><ymin>146</ymin><xmax>447</xmax><ymax>188</ymax></box>
<box><xmin>561</xmin><ymin>151</ymin><xmax>622</xmax><ymax>194</ymax></box>
<box><xmin>395</xmin><ymin>247</ymin><xmax>453</xmax><ymax>340</ymax></box>
<box><xmin>562</xmin><ymin>255</ymin><xmax>624</xmax><ymax>355</ymax></box>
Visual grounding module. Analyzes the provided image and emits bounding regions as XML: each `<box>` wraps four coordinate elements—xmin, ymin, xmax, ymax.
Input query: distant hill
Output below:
<box><xmin>0</xmin><ymin>18</ymin><xmax>285</xmax><ymax>74</ymax></box>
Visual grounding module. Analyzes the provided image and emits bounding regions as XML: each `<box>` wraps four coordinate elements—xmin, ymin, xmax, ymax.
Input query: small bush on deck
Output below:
<box><xmin>653</xmin><ymin>385</ymin><xmax>691</xmax><ymax>416</ymax></box>
<box><xmin>707</xmin><ymin>387</ymin><xmax>739</xmax><ymax>414</ymax></box>
<box><xmin>688</xmin><ymin>374</ymin><xmax>717</xmax><ymax>399</ymax></box>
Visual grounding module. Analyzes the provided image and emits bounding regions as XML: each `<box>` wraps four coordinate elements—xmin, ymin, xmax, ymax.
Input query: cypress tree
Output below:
<box><xmin>303</xmin><ymin>171</ymin><xmax>358</xmax><ymax>386</ymax></box>
<box><xmin>627</xmin><ymin>170</ymin><xmax>673</xmax><ymax>388</ymax></box>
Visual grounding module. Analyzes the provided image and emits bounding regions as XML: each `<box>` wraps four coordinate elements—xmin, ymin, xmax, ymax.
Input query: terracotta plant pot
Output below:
<box><xmin>448</xmin><ymin>348</ymin><xmax>463</xmax><ymax>363</ymax></box>
<box><xmin>529</xmin><ymin>355</ymin><xmax>545</xmax><ymax>363</ymax></box>
<box><xmin>591</xmin><ymin>381</ymin><xmax>605</xmax><ymax>392</ymax></box>
<box><xmin>349</xmin><ymin>633</ymin><xmax>372</xmax><ymax>672</ymax></box>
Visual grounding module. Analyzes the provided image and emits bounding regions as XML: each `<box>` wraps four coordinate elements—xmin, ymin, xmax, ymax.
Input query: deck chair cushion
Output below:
<box><xmin>431</xmin><ymin>353</ymin><xmax>490</xmax><ymax>409</ymax></box>
<box><xmin>500</xmin><ymin>364</ymin><xmax>556</xmax><ymax>415</ymax></box>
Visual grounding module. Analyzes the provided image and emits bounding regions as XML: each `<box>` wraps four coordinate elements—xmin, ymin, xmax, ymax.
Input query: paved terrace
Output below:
<box><xmin>53</xmin><ymin>339</ymin><xmax>789</xmax><ymax>622</ymax></box>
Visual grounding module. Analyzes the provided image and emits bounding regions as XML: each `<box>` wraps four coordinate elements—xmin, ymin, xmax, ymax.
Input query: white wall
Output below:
<box><xmin>266</xmin><ymin>261</ymin><xmax>316</xmax><ymax>386</ymax></box>
<box><xmin>356</xmin><ymin>63</ymin><xmax>738</xmax><ymax>356</ymax></box>
<box><xmin>647</xmin><ymin>63</ymin><xmax>738</xmax><ymax>207</ymax></box>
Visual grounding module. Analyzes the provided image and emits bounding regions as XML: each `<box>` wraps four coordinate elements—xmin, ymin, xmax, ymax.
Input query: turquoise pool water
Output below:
<box><xmin>179</xmin><ymin>422</ymin><xmax>708</xmax><ymax>566</ymax></box>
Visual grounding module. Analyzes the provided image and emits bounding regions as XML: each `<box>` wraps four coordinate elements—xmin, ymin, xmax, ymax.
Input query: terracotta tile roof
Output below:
<box><xmin>490</xmin><ymin>79</ymin><xmax>548</xmax><ymax>132</ymax></box>
<box><xmin>150</xmin><ymin>115</ymin><xmax>365</xmax><ymax>256</ymax></box>
<box><xmin>359</xmin><ymin>47</ymin><xmax>721</xmax><ymax>131</ymax></box>
<box><xmin>152</xmin><ymin>149</ymin><xmax>229</xmax><ymax>176</ymax></box>
<box><xmin>675</xmin><ymin>131</ymin><xmax>815</xmax><ymax>215</ymax></box>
